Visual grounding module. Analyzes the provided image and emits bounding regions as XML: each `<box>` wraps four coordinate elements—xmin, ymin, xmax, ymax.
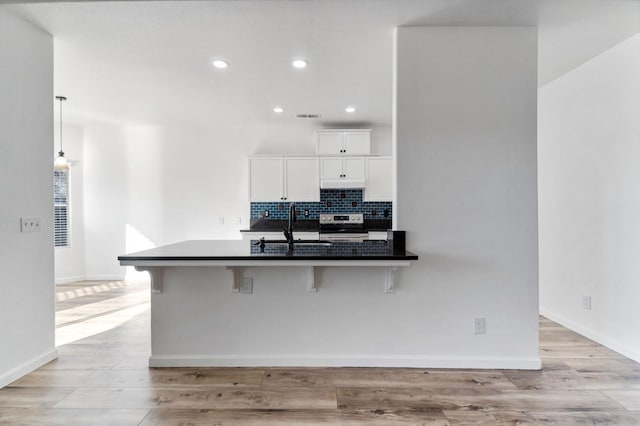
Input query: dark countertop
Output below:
<box><xmin>241</xmin><ymin>218</ymin><xmax>393</xmax><ymax>233</ymax></box>
<box><xmin>118</xmin><ymin>240</ymin><xmax>418</xmax><ymax>261</ymax></box>
<box><xmin>243</xmin><ymin>219</ymin><xmax>320</xmax><ymax>232</ymax></box>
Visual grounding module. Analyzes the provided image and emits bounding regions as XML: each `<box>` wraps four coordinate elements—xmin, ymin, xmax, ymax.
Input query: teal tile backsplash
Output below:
<box><xmin>250</xmin><ymin>189</ymin><xmax>392</xmax><ymax>220</ymax></box>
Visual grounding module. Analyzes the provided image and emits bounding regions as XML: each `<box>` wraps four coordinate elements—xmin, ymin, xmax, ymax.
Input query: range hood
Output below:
<box><xmin>320</xmin><ymin>178</ymin><xmax>365</xmax><ymax>189</ymax></box>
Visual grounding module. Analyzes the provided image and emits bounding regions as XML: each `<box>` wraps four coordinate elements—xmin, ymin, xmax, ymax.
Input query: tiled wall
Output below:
<box><xmin>251</xmin><ymin>240</ymin><xmax>390</xmax><ymax>255</ymax></box>
<box><xmin>250</xmin><ymin>189</ymin><xmax>392</xmax><ymax>220</ymax></box>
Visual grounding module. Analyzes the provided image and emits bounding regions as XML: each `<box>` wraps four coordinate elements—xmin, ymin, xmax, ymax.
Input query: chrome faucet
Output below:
<box><xmin>283</xmin><ymin>202</ymin><xmax>296</xmax><ymax>248</ymax></box>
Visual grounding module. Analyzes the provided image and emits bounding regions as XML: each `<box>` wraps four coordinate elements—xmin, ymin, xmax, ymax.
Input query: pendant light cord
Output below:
<box><xmin>59</xmin><ymin>98</ymin><xmax>63</xmax><ymax>153</ymax></box>
<box><xmin>56</xmin><ymin>96</ymin><xmax>67</xmax><ymax>154</ymax></box>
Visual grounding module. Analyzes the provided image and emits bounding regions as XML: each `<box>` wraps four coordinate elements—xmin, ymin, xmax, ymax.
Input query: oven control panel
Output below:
<box><xmin>319</xmin><ymin>213</ymin><xmax>364</xmax><ymax>225</ymax></box>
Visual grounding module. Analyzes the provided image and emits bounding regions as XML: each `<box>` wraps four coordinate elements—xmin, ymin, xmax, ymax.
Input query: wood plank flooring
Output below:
<box><xmin>1</xmin><ymin>279</ymin><xmax>639</xmax><ymax>425</ymax></box>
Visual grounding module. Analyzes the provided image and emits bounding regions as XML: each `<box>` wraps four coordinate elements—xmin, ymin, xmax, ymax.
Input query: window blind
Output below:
<box><xmin>54</xmin><ymin>170</ymin><xmax>69</xmax><ymax>247</ymax></box>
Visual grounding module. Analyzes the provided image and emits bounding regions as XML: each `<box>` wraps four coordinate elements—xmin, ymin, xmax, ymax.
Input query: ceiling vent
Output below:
<box><xmin>296</xmin><ymin>114</ymin><xmax>322</xmax><ymax>119</ymax></box>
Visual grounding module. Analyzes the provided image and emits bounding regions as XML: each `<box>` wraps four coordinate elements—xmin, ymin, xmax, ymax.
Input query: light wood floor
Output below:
<box><xmin>1</xmin><ymin>280</ymin><xmax>639</xmax><ymax>425</ymax></box>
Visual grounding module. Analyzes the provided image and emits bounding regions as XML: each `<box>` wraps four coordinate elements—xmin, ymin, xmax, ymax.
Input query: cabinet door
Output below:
<box><xmin>364</xmin><ymin>156</ymin><xmax>393</xmax><ymax>201</ymax></box>
<box><xmin>320</xmin><ymin>157</ymin><xmax>343</xmax><ymax>179</ymax></box>
<box><xmin>342</xmin><ymin>157</ymin><xmax>365</xmax><ymax>179</ymax></box>
<box><xmin>284</xmin><ymin>157</ymin><xmax>320</xmax><ymax>202</ymax></box>
<box><xmin>343</xmin><ymin>131</ymin><xmax>371</xmax><ymax>155</ymax></box>
<box><xmin>315</xmin><ymin>132</ymin><xmax>343</xmax><ymax>154</ymax></box>
<box><xmin>249</xmin><ymin>157</ymin><xmax>283</xmax><ymax>201</ymax></box>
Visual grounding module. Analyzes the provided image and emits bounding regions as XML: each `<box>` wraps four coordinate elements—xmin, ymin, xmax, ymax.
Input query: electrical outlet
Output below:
<box><xmin>304</xmin><ymin>209</ymin><xmax>310</xmax><ymax>217</ymax></box>
<box><xmin>236</xmin><ymin>217</ymin><xmax>242</xmax><ymax>225</ymax></box>
<box><xmin>218</xmin><ymin>216</ymin><xmax>224</xmax><ymax>225</ymax></box>
<box><xmin>21</xmin><ymin>217</ymin><xmax>41</xmax><ymax>233</ymax></box>
<box><xmin>240</xmin><ymin>277</ymin><xmax>253</xmax><ymax>294</ymax></box>
<box><xmin>264</xmin><ymin>210</ymin><xmax>270</xmax><ymax>217</ymax></box>
<box><xmin>582</xmin><ymin>296</ymin><xmax>592</xmax><ymax>310</ymax></box>
<box><xmin>474</xmin><ymin>317</ymin><xmax>486</xmax><ymax>334</ymax></box>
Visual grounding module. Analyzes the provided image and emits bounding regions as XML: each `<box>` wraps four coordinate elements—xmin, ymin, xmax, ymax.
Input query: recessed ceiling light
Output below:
<box><xmin>212</xmin><ymin>59</ymin><xmax>229</xmax><ymax>69</ymax></box>
<box><xmin>292</xmin><ymin>59</ymin><xmax>308</xmax><ymax>69</ymax></box>
<box><xmin>273</xmin><ymin>107</ymin><xmax>284</xmax><ymax>113</ymax></box>
<box><xmin>345</xmin><ymin>106</ymin><xmax>356</xmax><ymax>113</ymax></box>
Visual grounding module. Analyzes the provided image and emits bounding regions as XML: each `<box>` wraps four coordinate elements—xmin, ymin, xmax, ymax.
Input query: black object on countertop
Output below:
<box><xmin>387</xmin><ymin>230</ymin><xmax>406</xmax><ymax>255</ymax></box>
<box><xmin>282</xmin><ymin>202</ymin><xmax>297</xmax><ymax>249</ymax></box>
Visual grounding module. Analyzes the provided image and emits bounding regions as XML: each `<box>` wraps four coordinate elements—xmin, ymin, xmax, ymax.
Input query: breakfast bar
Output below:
<box><xmin>118</xmin><ymin>239</ymin><xmax>418</xmax><ymax>367</ymax></box>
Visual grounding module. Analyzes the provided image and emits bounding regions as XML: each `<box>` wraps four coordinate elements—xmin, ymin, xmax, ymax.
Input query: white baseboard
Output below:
<box><xmin>84</xmin><ymin>274</ymin><xmax>126</xmax><ymax>281</ymax></box>
<box><xmin>55</xmin><ymin>275</ymin><xmax>126</xmax><ymax>284</ymax></box>
<box><xmin>150</xmin><ymin>354</ymin><xmax>541</xmax><ymax>370</ymax></box>
<box><xmin>0</xmin><ymin>348</ymin><xmax>57</xmax><ymax>389</ymax></box>
<box><xmin>56</xmin><ymin>275</ymin><xmax>126</xmax><ymax>285</ymax></box>
<box><xmin>55</xmin><ymin>275</ymin><xmax>86</xmax><ymax>285</ymax></box>
<box><xmin>540</xmin><ymin>308</ymin><xmax>640</xmax><ymax>363</ymax></box>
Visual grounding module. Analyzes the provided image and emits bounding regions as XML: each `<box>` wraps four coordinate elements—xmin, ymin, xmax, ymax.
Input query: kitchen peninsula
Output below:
<box><xmin>118</xmin><ymin>239</ymin><xmax>418</xmax><ymax>367</ymax></box>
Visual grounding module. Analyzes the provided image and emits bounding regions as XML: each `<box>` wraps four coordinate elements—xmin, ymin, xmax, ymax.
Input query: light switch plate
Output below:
<box><xmin>474</xmin><ymin>317</ymin><xmax>486</xmax><ymax>334</ymax></box>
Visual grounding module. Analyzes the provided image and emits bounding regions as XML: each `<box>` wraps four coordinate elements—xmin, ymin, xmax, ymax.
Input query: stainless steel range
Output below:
<box><xmin>319</xmin><ymin>213</ymin><xmax>368</xmax><ymax>242</ymax></box>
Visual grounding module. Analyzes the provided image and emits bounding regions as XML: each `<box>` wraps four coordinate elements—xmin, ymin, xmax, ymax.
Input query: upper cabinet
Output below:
<box><xmin>284</xmin><ymin>157</ymin><xmax>320</xmax><ymax>202</ymax></box>
<box><xmin>364</xmin><ymin>156</ymin><xmax>393</xmax><ymax>201</ymax></box>
<box><xmin>343</xmin><ymin>131</ymin><xmax>371</xmax><ymax>154</ymax></box>
<box><xmin>315</xmin><ymin>130</ymin><xmax>371</xmax><ymax>155</ymax></box>
<box><xmin>315</xmin><ymin>132</ymin><xmax>343</xmax><ymax>155</ymax></box>
<box><xmin>248</xmin><ymin>157</ymin><xmax>282</xmax><ymax>202</ymax></box>
<box><xmin>320</xmin><ymin>157</ymin><xmax>365</xmax><ymax>189</ymax></box>
<box><xmin>249</xmin><ymin>157</ymin><xmax>319</xmax><ymax>202</ymax></box>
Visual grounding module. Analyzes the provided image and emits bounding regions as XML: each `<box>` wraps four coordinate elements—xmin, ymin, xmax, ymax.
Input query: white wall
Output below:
<box><xmin>82</xmin><ymin>121</ymin><xmax>391</xmax><ymax>279</ymax></box>
<box><xmin>539</xmin><ymin>34</ymin><xmax>640</xmax><ymax>362</ymax></box>
<box><xmin>54</xmin><ymin>124</ymin><xmax>86</xmax><ymax>283</ymax></box>
<box><xmin>395</xmin><ymin>27</ymin><xmax>540</xmax><ymax>368</ymax></box>
<box><xmin>0</xmin><ymin>8</ymin><xmax>56</xmax><ymax>388</ymax></box>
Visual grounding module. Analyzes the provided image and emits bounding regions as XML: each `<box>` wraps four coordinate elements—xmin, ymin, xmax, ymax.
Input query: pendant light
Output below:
<box><xmin>54</xmin><ymin>95</ymin><xmax>69</xmax><ymax>171</ymax></box>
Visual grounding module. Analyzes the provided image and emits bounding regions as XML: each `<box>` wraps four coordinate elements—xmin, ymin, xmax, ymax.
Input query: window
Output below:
<box><xmin>54</xmin><ymin>170</ymin><xmax>69</xmax><ymax>247</ymax></box>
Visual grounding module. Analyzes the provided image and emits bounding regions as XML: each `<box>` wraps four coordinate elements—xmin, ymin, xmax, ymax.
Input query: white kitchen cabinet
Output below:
<box><xmin>283</xmin><ymin>157</ymin><xmax>320</xmax><ymax>201</ymax></box>
<box><xmin>343</xmin><ymin>157</ymin><xmax>365</xmax><ymax>179</ymax></box>
<box><xmin>319</xmin><ymin>157</ymin><xmax>342</xmax><ymax>179</ymax></box>
<box><xmin>320</xmin><ymin>157</ymin><xmax>365</xmax><ymax>179</ymax></box>
<box><xmin>343</xmin><ymin>131</ymin><xmax>371</xmax><ymax>154</ymax></box>
<box><xmin>249</xmin><ymin>156</ymin><xmax>319</xmax><ymax>202</ymax></box>
<box><xmin>364</xmin><ymin>156</ymin><xmax>393</xmax><ymax>201</ymax></box>
<box><xmin>315</xmin><ymin>132</ymin><xmax>343</xmax><ymax>155</ymax></box>
<box><xmin>320</xmin><ymin>156</ymin><xmax>365</xmax><ymax>188</ymax></box>
<box><xmin>315</xmin><ymin>130</ymin><xmax>371</xmax><ymax>155</ymax></box>
<box><xmin>249</xmin><ymin>157</ymin><xmax>282</xmax><ymax>202</ymax></box>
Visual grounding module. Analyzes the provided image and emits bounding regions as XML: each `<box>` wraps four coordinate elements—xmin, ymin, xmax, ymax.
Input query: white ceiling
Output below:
<box><xmin>6</xmin><ymin>0</ymin><xmax>640</xmax><ymax>128</ymax></box>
